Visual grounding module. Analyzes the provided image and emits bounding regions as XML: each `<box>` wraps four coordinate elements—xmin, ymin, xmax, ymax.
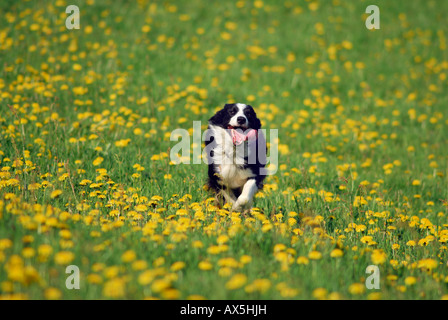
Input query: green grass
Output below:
<box><xmin>0</xmin><ymin>0</ymin><xmax>447</xmax><ymax>300</ymax></box>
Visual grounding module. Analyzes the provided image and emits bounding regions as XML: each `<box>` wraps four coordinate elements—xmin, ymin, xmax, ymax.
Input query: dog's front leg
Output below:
<box><xmin>232</xmin><ymin>179</ymin><xmax>258</xmax><ymax>211</ymax></box>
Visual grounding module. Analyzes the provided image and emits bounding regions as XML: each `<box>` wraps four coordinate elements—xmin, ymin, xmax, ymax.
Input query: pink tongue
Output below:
<box><xmin>231</xmin><ymin>129</ymin><xmax>257</xmax><ymax>145</ymax></box>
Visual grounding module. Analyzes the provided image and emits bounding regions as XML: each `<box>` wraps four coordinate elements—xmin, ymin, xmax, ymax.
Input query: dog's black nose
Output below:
<box><xmin>237</xmin><ymin>116</ymin><xmax>246</xmax><ymax>125</ymax></box>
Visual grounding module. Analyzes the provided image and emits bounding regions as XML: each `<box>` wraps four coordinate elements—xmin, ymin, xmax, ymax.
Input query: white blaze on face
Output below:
<box><xmin>229</xmin><ymin>103</ymin><xmax>248</xmax><ymax>128</ymax></box>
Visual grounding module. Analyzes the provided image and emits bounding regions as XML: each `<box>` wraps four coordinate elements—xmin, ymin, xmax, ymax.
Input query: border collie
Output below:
<box><xmin>205</xmin><ymin>103</ymin><xmax>266</xmax><ymax>211</ymax></box>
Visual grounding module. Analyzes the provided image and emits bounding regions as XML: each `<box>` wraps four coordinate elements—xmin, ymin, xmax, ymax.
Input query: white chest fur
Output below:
<box><xmin>208</xmin><ymin>125</ymin><xmax>255</xmax><ymax>189</ymax></box>
<box><xmin>219</xmin><ymin>164</ymin><xmax>254</xmax><ymax>189</ymax></box>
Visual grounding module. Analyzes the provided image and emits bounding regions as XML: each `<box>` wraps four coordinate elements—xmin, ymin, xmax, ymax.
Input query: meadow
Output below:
<box><xmin>0</xmin><ymin>0</ymin><xmax>447</xmax><ymax>300</ymax></box>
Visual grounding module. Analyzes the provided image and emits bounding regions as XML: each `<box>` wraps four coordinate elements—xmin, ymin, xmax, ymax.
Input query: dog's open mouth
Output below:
<box><xmin>227</xmin><ymin>125</ymin><xmax>246</xmax><ymax>130</ymax></box>
<box><xmin>228</xmin><ymin>125</ymin><xmax>257</xmax><ymax>145</ymax></box>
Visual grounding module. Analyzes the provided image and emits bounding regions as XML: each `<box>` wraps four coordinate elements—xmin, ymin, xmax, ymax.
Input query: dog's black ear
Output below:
<box><xmin>252</xmin><ymin>117</ymin><xmax>261</xmax><ymax>130</ymax></box>
<box><xmin>209</xmin><ymin>107</ymin><xmax>227</xmax><ymax>126</ymax></box>
<box><xmin>246</xmin><ymin>105</ymin><xmax>261</xmax><ymax>130</ymax></box>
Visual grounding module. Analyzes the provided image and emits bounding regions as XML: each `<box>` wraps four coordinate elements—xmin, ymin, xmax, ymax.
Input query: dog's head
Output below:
<box><xmin>209</xmin><ymin>103</ymin><xmax>261</xmax><ymax>130</ymax></box>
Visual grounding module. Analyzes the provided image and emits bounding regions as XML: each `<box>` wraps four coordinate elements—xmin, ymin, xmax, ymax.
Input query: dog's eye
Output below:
<box><xmin>229</xmin><ymin>109</ymin><xmax>237</xmax><ymax>115</ymax></box>
<box><xmin>244</xmin><ymin>108</ymin><xmax>254</xmax><ymax>116</ymax></box>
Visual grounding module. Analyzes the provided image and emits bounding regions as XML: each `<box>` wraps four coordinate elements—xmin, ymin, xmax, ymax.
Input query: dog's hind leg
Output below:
<box><xmin>220</xmin><ymin>188</ymin><xmax>237</xmax><ymax>205</ymax></box>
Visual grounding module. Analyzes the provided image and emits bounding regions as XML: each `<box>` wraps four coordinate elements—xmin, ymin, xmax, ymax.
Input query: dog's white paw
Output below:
<box><xmin>232</xmin><ymin>197</ymin><xmax>251</xmax><ymax>212</ymax></box>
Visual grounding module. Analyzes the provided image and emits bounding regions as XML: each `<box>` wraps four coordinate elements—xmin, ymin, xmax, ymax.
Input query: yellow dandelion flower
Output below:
<box><xmin>308</xmin><ymin>2</ymin><xmax>319</xmax><ymax>11</ymax></box>
<box><xmin>279</xmin><ymin>287</ymin><xmax>299</xmax><ymax>298</ymax></box>
<box><xmin>103</xmin><ymin>278</ymin><xmax>126</xmax><ymax>298</ymax></box>
<box><xmin>54</xmin><ymin>251</ymin><xmax>75</xmax><ymax>265</ymax></box>
<box><xmin>240</xmin><ymin>255</ymin><xmax>252</xmax><ymax>264</ymax></box>
<box><xmin>44</xmin><ymin>288</ymin><xmax>62</xmax><ymax>300</ymax></box>
<box><xmin>21</xmin><ymin>247</ymin><xmax>35</xmax><ymax>259</ymax></box>
<box><xmin>87</xmin><ymin>274</ymin><xmax>103</xmax><ymax>284</ymax></box>
<box><xmin>170</xmin><ymin>261</ymin><xmax>186</xmax><ymax>271</ymax></box>
<box><xmin>371</xmin><ymin>249</ymin><xmax>387</xmax><ymax>265</ymax></box>
<box><xmin>161</xmin><ymin>288</ymin><xmax>180</xmax><ymax>299</ymax></box>
<box><xmin>176</xmin><ymin>209</ymin><xmax>188</xmax><ymax>216</ymax></box>
<box><xmin>50</xmin><ymin>190</ymin><xmax>63</xmax><ymax>199</ymax></box>
<box><xmin>417</xmin><ymin>259</ymin><xmax>438</xmax><ymax>270</ymax></box>
<box><xmin>225</xmin><ymin>274</ymin><xmax>247</xmax><ymax>290</ymax></box>
<box><xmin>192</xmin><ymin>240</ymin><xmax>203</xmax><ymax>248</ymax></box>
<box><xmin>296</xmin><ymin>256</ymin><xmax>309</xmax><ymax>265</ymax></box>
<box><xmin>367</xmin><ymin>292</ymin><xmax>382</xmax><ymax>300</ymax></box>
<box><xmin>207</xmin><ymin>245</ymin><xmax>222</xmax><ymax>255</ymax></box>
<box><xmin>37</xmin><ymin>244</ymin><xmax>53</xmax><ymax>262</ymax></box>
<box><xmin>348</xmin><ymin>283</ymin><xmax>365</xmax><ymax>295</ymax></box>
<box><xmin>406</xmin><ymin>240</ymin><xmax>416</xmax><ymax>247</ymax></box>
<box><xmin>138</xmin><ymin>271</ymin><xmax>155</xmax><ymax>286</ymax></box>
<box><xmin>245</xmin><ymin>279</ymin><xmax>271</xmax><ymax>294</ymax></box>
<box><xmin>132</xmin><ymin>260</ymin><xmax>148</xmax><ymax>271</ymax></box>
<box><xmin>92</xmin><ymin>157</ymin><xmax>104</xmax><ymax>166</ymax></box>
<box><xmin>330</xmin><ymin>248</ymin><xmax>344</xmax><ymax>258</ymax></box>
<box><xmin>121</xmin><ymin>250</ymin><xmax>136</xmax><ymax>263</ymax></box>
<box><xmin>142</xmin><ymin>25</ymin><xmax>151</xmax><ymax>33</ymax></box>
<box><xmin>151</xmin><ymin>279</ymin><xmax>170</xmax><ymax>293</ymax></box>
<box><xmin>312</xmin><ymin>288</ymin><xmax>328</xmax><ymax>300</ymax></box>
<box><xmin>198</xmin><ymin>261</ymin><xmax>213</xmax><ymax>271</ymax></box>
<box><xmin>404</xmin><ymin>276</ymin><xmax>417</xmax><ymax>286</ymax></box>
<box><xmin>115</xmin><ymin>139</ymin><xmax>131</xmax><ymax>147</ymax></box>
<box><xmin>217</xmin><ymin>235</ymin><xmax>229</xmax><ymax>245</ymax></box>
<box><xmin>308</xmin><ymin>251</ymin><xmax>322</xmax><ymax>260</ymax></box>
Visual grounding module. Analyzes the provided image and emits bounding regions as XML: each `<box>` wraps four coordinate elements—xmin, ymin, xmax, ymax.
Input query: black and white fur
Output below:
<box><xmin>205</xmin><ymin>103</ymin><xmax>266</xmax><ymax>211</ymax></box>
